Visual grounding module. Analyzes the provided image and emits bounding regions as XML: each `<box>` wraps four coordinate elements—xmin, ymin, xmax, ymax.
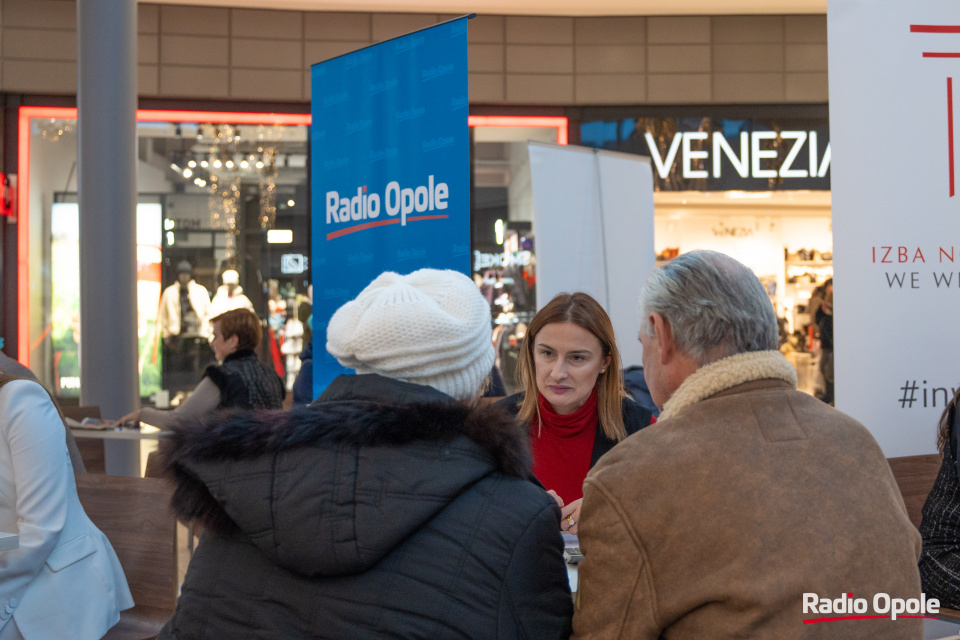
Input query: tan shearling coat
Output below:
<box><xmin>572</xmin><ymin>351</ymin><xmax>922</xmax><ymax>640</ymax></box>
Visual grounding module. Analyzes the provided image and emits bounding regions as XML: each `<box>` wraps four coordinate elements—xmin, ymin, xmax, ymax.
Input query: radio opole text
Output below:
<box><xmin>326</xmin><ymin>175</ymin><xmax>449</xmax><ymax>227</ymax></box>
<box><xmin>803</xmin><ymin>592</ymin><xmax>939</xmax><ymax>621</ymax></box>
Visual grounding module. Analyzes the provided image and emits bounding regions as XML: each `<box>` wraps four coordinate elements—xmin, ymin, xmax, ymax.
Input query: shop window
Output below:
<box><xmin>580</xmin><ymin>115</ymin><xmax>833</xmax><ymax>397</ymax></box>
<box><xmin>471</xmin><ymin>121</ymin><xmax>566</xmax><ymax>394</ymax></box>
<box><xmin>18</xmin><ymin>108</ymin><xmax>311</xmax><ymax>400</ymax></box>
<box><xmin>17</xmin><ymin>108</ymin><xmax>566</xmax><ymax>399</ymax></box>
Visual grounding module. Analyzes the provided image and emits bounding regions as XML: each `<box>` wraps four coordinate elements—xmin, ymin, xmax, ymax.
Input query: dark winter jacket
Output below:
<box><xmin>157</xmin><ymin>374</ymin><xmax>573</xmax><ymax>640</ymax></box>
<box><xmin>203</xmin><ymin>349</ymin><xmax>284</xmax><ymax>410</ymax></box>
<box><xmin>622</xmin><ymin>366</ymin><xmax>660</xmax><ymax>417</ymax></box>
<box><xmin>291</xmin><ymin>339</ymin><xmax>314</xmax><ymax>406</ymax></box>
<box><xmin>919</xmin><ymin>406</ymin><xmax>960</xmax><ymax>608</ymax></box>
<box><xmin>495</xmin><ymin>392</ymin><xmax>652</xmax><ymax>469</ymax></box>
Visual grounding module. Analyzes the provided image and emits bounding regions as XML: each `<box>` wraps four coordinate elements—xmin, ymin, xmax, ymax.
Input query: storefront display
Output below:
<box><xmin>49</xmin><ymin>200</ymin><xmax>164</xmax><ymax>398</ymax></box>
<box><xmin>17</xmin><ymin>108</ymin><xmax>312</xmax><ymax>398</ymax></box>
<box><xmin>13</xmin><ymin>103</ymin><xmax>835</xmax><ymax>401</ymax></box>
<box><xmin>13</xmin><ymin>106</ymin><xmax>568</xmax><ymax>399</ymax></box>
<box><xmin>581</xmin><ymin>113</ymin><xmax>832</xmax><ymax>396</ymax></box>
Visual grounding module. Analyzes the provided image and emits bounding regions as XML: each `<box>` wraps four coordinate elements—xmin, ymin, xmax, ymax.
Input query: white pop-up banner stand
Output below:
<box><xmin>527</xmin><ymin>141</ymin><xmax>655</xmax><ymax>369</ymax></box>
<box><xmin>829</xmin><ymin>0</ymin><xmax>960</xmax><ymax>456</ymax></box>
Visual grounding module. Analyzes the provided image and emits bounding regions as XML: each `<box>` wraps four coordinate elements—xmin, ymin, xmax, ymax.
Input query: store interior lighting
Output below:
<box><xmin>267</xmin><ymin>229</ymin><xmax>294</xmax><ymax>244</ymax></box>
<box><xmin>16</xmin><ymin>106</ymin><xmax>569</xmax><ymax>368</ymax></box>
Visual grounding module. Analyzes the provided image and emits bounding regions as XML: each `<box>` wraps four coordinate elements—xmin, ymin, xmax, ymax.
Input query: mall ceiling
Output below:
<box><xmin>145</xmin><ymin>0</ymin><xmax>826</xmax><ymax>16</ymax></box>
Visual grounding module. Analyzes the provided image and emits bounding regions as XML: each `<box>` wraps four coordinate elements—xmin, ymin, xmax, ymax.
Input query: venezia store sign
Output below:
<box><xmin>645</xmin><ymin>130</ymin><xmax>830</xmax><ymax>182</ymax></box>
<box><xmin>594</xmin><ymin>117</ymin><xmax>831</xmax><ymax>191</ymax></box>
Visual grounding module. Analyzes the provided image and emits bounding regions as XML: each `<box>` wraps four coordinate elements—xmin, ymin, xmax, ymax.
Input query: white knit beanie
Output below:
<box><xmin>326</xmin><ymin>269</ymin><xmax>495</xmax><ymax>400</ymax></box>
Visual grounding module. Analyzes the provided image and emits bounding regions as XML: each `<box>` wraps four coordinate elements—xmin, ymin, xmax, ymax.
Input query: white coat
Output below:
<box><xmin>0</xmin><ymin>380</ymin><xmax>133</xmax><ymax>640</ymax></box>
<box><xmin>208</xmin><ymin>284</ymin><xmax>255</xmax><ymax>320</ymax></box>
<box><xmin>159</xmin><ymin>280</ymin><xmax>211</xmax><ymax>339</ymax></box>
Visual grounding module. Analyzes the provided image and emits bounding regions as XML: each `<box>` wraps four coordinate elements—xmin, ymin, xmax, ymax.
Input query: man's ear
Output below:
<box><xmin>650</xmin><ymin>312</ymin><xmax>675</xmax><ymax>365</ymax></box>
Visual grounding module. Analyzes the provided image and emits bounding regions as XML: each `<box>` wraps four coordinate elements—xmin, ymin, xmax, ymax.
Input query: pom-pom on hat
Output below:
<box><xmin>327</xmin><ymin>269</ymin><xmax>495</xmax><ymax>400</ymax></box>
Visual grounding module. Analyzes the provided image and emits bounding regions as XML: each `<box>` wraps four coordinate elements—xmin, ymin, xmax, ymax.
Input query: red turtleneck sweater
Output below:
<box><xmin>530</xmin><ymin>388</ymin><xmax>599</xmax><ymax>503</ymax></box>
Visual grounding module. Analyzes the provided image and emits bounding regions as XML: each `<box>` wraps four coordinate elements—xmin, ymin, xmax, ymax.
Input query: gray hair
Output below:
<box><xmin>640</xmin><ymin>250</ymin><xmax>778</xmax><ymax>365</ymax></box>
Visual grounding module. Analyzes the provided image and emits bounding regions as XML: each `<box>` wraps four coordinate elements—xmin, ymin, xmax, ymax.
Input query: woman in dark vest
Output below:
<box><xmin>497</xmin><ymin>292</ymin><xmax>653</xmax><ymax>534</ymax></box>
<box><xmin>919</xmin><ymin>388</ymin><xmax>960</xmax><ymax>607</ymax></box>
<box><xmin>119</xmin><ymin>308</ymin><xmax>284</xmax><ymax>428</ymax></box>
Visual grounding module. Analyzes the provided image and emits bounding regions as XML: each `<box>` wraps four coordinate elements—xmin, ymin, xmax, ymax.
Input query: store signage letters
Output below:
<box><xmin>167</xmin><ymin>217</ymin><xmax>203</xmax><ymax>230</ymax></box>
<box><xmin>644</xmin><ymin>131</ymin><xmax>831</xmax><ymax>181</ymax></box>
<box><xmin>280</xmin><ymin>254</ymin><xmax>308</xmax><ymax>274</ymax></box>
<box><xmin>473</xmin><ymin>249</ymin><xmax>531</xmax><ymax>271</ymax></box>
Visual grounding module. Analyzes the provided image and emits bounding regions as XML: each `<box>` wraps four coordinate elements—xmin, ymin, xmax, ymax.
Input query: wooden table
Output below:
<box><xmin>69</xmin><ymin>425</ymin><xmax>166</xmax><ymax>476</ymax></box>
<box><xmin>69</xmin><ymin>424</ymin><xmax>165</xmax><ymax>441</ymax></box>
<box><xmin>0</xmin><ymin>532</ymin><xmax>18</xmax><ymax>551</ymax></box>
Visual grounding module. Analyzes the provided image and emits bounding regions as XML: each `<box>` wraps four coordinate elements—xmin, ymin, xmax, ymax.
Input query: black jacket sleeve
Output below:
<box><xmin>500</xmin><ymin>501</ymin><xmax>573</xmax><ymax>640</ymax></box>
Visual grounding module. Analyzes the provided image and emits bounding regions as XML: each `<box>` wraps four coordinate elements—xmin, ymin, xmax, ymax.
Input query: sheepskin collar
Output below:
<box><xmin>660</xmin><ymin>350</ymin><xmax>797</xmax><ymax>420</ymax></box>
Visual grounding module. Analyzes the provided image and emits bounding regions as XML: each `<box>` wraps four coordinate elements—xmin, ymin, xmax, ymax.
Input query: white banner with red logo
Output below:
<box><xmin>829</xmin><ymin>0</ymin><xmax>960</xmax><ymax>455</ymax></box>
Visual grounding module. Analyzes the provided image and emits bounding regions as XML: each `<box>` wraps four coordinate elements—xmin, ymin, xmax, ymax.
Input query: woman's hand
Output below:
<box><xmin>560</xmin><ymin>498</ymin><xmax>582</xmax><ymax>535</ymax></box>
<box><xmin>546</xmin><ymin>489</ymin><xmax>564</xmax><ymax>509</ymax></box>
<box><xmin>117</xmin><ymin>409</ymin><xmax>141</xmax><ymax>426</ymax></box>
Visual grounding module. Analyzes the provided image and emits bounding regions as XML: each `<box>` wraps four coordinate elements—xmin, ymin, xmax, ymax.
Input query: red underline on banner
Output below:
<box><xmin>911</xmin><ymin>25</ymin><xmax>960</xmax><ymax>33</ymax></box>
<box><xmin>406</xmin><ymin>215</ymin><xmax>449</xmax><ymax>222</ymax></box>
<box><xmin>326</xmin><ymin>219</ymin><xmax>399</xmax><ymax>240</ymax></box>
<box><xmin>325</xmin><ymin>215</ymin><xmax>450</xmax><ymax>241</ymax></box>
<box><xmin>925</xmin><ymin>52</ymin><xmax>960</xmax><ymax>58</ymax></box>
<box><xmin>803</xmin><ymin>616</ymin><xmax>940</xmax><ymax>624</ymax></box>
<box><xmin>949</xmin><ymin>77</ymin><xmax>955</xmax><ymax>198</ymax></box>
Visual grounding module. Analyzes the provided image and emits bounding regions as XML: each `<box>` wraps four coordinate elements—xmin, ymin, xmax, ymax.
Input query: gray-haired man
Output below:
<box><xmin>572</xmin><ymin>250</ymin><xmax>922</xmax><ymax>640</ymax></box>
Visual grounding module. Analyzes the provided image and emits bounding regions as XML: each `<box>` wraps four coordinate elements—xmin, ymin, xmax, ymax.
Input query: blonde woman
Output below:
<box><xmin>497</xmin><ymin>292</ymin><xmax>653</xmax><ymax>534</ymax></box>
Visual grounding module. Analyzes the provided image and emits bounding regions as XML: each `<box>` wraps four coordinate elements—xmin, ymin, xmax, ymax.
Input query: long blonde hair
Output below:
<box><xmin>516</xmin><ymin>292</ymin><xmax>627</xmax><ymax>441</ymax></box>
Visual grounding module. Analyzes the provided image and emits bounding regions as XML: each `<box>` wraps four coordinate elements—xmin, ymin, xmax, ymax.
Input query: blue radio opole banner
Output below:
<box><xmin>310</xmin><ymin>17</ymin><xmax>470</xmax><ymax>395</ymax></box>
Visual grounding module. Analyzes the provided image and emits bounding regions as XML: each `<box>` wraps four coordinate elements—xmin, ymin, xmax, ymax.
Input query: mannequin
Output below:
<box><xmin>209</xmin><ymin>269</ymin><xmax>255</xmax><ymax>319</ymax></box>
<box><xmin>159</xmin><ymin>261</ymin><xmax>213</xmax><ymax>394</ymax></box>
<box><xmin>159</xmin><ymin>262</ymin><xmax>211</xmax><ymax>342</ymax></box>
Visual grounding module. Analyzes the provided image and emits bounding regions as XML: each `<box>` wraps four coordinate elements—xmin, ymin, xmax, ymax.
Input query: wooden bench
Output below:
<box><xmin>76</xmin><ymin>474</ymin><xmax>177</xmax><ymax>640</ymax></box>
<box><xmin>887</xmin><ymin>454</ymin><xmax>941</xmax><ymax>529</ymax></box>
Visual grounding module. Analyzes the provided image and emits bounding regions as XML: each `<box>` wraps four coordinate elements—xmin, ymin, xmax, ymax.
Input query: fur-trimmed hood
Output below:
<box><xmin>159</xmin><ymin>374</ymin><xmax>531</xmax><ymax>578</ymax></box>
